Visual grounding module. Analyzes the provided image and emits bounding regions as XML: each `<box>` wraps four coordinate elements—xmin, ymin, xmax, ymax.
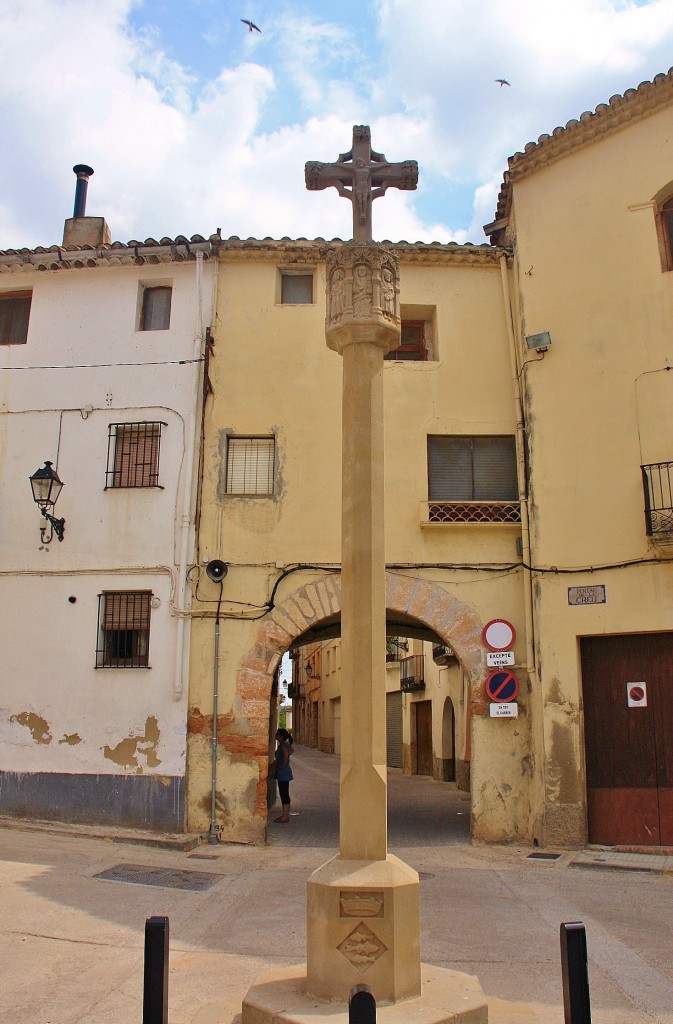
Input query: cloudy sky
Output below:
<box><xmin>2</xmin><ymin>0</ymin><xmax>673</xmax><ymax>248</ymax></box>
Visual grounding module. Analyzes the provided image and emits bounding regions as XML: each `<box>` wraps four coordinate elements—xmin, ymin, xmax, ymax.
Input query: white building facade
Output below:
<box><xmin>0</xmin><ymin>213</ymin><xmax>216</xmax><ymax>830</ymax></box>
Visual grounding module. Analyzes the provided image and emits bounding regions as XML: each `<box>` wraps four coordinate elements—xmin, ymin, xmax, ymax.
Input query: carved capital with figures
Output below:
<box><xmin>325</xmin><ymin>242</ymin><xmax>401</xmax><ymax>355</ymax></box>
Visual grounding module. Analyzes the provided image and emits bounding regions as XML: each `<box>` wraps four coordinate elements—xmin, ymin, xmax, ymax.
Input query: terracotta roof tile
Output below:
<box><xmin>487</xmin><ymin>66</ymin><xmax>673</xmax><ymax>239</ymax></box>
<box><xmin>0</xmin><ymin>232</ymin><xmax>509</xmax><ymax>273</ymax></box>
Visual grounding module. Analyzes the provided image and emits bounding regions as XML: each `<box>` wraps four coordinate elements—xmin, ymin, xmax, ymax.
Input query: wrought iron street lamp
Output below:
<box><xmin>29</xmin><ymin>460</ymin><xmax>65</xmax><ymax>543</ymax></box>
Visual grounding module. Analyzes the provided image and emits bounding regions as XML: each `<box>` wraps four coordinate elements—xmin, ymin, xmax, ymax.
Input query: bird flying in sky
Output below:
<box><xmin>495</xmin><ymin>78</ymin><xmax>511</xmax><ymax>87</ymax></box>
<box><xmin>241</xmin><ymin>19</ymin><xmax>261</xmax><ymax>32</ymax></box>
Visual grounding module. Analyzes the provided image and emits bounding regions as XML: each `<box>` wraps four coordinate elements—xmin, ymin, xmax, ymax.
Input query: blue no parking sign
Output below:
<box><xmin>485</xmin><ymin>669</ymin><xmax>520</xmax><ymax>703</ymax></box>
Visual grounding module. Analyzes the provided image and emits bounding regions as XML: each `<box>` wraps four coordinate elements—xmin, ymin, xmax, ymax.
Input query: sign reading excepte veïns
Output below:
<box><xmin>486</xmin><ymin>651</ymin><xmax>515</xmax><ymax>667</ymax></box>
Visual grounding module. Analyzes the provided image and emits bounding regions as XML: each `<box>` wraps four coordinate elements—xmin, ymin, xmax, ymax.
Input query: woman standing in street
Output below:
<box><xmin>273</xmin><ymin>728</ymin><xmax>294</xmax><ymax>823</ymax></box>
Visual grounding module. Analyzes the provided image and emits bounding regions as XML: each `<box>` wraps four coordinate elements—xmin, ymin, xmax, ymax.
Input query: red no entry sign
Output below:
<box><xmin>485</xmin><ymin>669</ymin><xmax>520</xmax><ymax>703</ymax></box>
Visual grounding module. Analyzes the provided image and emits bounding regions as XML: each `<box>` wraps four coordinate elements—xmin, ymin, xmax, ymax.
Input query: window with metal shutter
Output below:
<box><xmin>428</xmin><ymin>435</ymin><xmax>518</xmax><ymax>501</ymax></box>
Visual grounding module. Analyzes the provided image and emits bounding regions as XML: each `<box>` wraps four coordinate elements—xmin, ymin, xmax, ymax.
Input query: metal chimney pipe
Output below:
<box><xmin>72</xmin><ymin>164</ymin><xmax>94</xmax><ymax>218</ymax></box>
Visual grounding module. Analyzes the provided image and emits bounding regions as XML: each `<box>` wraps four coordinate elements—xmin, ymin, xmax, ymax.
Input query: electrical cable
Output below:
<box><xmin>0</xmin><ymin>358</ymin><xmax>204</xmax><ymax>371</ymax></box>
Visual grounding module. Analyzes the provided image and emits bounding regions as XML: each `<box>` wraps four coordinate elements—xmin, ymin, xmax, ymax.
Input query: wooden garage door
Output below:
<box><xmin>581</xmin><ymin>633</ymin><xmax>673</xmax><ymax>846</ymax></box>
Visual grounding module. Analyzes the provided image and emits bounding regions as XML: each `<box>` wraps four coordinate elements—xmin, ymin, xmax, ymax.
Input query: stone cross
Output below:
<box><xmin>301</xmin><ymin>126</ymin><xmax>422</xmax><ymax>1007</ymax></box>
<box><xmin>305</xmin><ymin>125</ymin><xmax>418</xmax><ymax>242</ymax></box>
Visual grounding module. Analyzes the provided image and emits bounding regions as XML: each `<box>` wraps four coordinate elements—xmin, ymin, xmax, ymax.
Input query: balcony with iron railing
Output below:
<box><xmin>642</xmin><ymin>461</ymin><xmax>673</xmax><ymax>536</ymax></box>
<box><xmin>287</xmin><ymin>682</ymin><xmax>305</xmax><ymax>700</ymax></box>
<box><xmin>400</xmin><ymin>654</ymin><xmax>425</xmax><ymax>692</ymax></box>
<box><xmin>432</xmin><ymin>643</ymin><xmax>457</xmax><ymax>665</ymax></box>
<box><xmin>386</xmin><ymin>637</ymin><xmax>409</xmax><ymax>662</ymax></box>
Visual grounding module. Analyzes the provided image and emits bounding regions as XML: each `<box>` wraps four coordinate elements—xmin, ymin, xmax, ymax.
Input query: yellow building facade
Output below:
<box><xmin>187</xmin><ymin>69</ymin><xmax>673</xmax><ymax>849</ymax></box>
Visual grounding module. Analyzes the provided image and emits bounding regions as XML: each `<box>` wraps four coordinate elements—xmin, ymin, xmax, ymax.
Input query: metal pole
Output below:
<box><xmin>143</xmin><ymin>916</ymin><xmax>169</xmax><ymax>1024</ymax></box>
<box><xmin>560</xmin><ymin>922</ymin><xmax>591</xmax><ymax>1024</ymax></box>
<box><xmin>349</xmin><ymin>985</ymin><xmax>376</xmax><ymax>1024</ymax></box>
<box><xmin>209</xmin><ymin>581</ymin><xmax>224</xmax><ymax>843</ymax></box>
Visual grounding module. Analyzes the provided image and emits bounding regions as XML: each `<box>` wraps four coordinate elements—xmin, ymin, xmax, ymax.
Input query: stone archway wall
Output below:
<box><xmin>236</xmin><ymin>572</ymin><xmax>488</xmax><ymax>829</ymax></box>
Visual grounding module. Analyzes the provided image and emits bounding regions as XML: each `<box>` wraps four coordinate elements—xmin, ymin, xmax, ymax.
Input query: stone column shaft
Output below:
<box><xmin>339</xmin><ymin>337</ymin><xmax>388</xmax><ymax>861</ymax></box>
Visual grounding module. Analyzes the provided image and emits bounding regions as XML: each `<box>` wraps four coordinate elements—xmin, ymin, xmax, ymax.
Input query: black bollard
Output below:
<box><xmin>560</xmin><ymin>922</ymin><xmax>591</xmax><ymax>1024</ymax></box>
<box><xmin>349</xmin><ymin>984</ymin><xmax>376</xmax><ymax>1024</ymax></box>
<box><xmin>144</xmin><ymin>916</ymin><xmax>170</xmax><ymax>1024</ymax></box>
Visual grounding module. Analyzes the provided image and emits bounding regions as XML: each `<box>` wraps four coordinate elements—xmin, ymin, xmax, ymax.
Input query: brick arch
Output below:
<box><xmin>237</xmin><ymin>572</ymin><xmax>487</xmax><ymax>823</ymax></box>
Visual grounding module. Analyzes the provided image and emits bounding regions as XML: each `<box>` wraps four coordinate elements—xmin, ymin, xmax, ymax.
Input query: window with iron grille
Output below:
<box><xmin>140</xmin><ymin>286</ymin><xmax>172</xmax><ymax>330</ymax></box>
<box><xmin>0</xmin><ymin>291</ymin><xmax>31</xmax><ymax>345</ymax></box>
<box><xmin>427</xmin><ymin>435</ymin><xmax>520</xmax><ymax>523</ymax></box>
<box><xmin>105</xmin><ymin>422</ymin><xmax>165</xmax><ymax>489</ymax></box>
<box><xmin>280</xmin><ymin>272</ymin><xmax>313</xmax><ymax>304</ymax></box>
<box><xmin>226</xmin><ymin>436</ymin><xmax>275</xmax><ymax>495</ymax></box>
<box><xmin>96</xmin><ymin>591</ymin><xmax>152</xmax><ymax>668</ymax></box>
<box><xmin>384</xmin><ymin>321</ymin><xmax>427</xmax><ymax>361</ymax></box>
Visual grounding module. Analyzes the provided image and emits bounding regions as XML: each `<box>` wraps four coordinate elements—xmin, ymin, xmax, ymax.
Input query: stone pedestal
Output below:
<box><xmin>242</xmin><ymin>965</ymin><xmax>494</xmax><ymax>1024</ymax></box>
<box><xmin>306</xmin><ymin>855</ymin><xmax>420</xmax><ymax>1003</ymax></box>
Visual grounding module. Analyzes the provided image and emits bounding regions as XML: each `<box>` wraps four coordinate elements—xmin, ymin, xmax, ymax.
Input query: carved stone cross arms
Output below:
<box><xmin>305</xmin><ymin>125</ymin><xmax>418</xmax><ymax>242</ymax></box>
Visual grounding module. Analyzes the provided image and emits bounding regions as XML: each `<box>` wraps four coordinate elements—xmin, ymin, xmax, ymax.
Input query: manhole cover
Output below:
<box><xmin>527</xmin><ymin>852</ymin><xmax>561</xmax><ymax>861</ymax></box>
<box><xmin>94</xmin><ymin>863</ymin><xmax>220</xmax><ymax>891</ymax></box>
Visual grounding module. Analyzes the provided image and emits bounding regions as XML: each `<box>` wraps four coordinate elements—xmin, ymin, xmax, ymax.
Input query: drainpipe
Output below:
<box><xmin>173</xmin><ymin>248</ymin><xmax>211</xmax><ymax>699</ymax></box>
<box><xmin>499</xmin><ymin>253</ymin><xmax>546</xmax><ymax>839</ymax></box>
<box><xmin>209</xmin><ymin>581</ymin><xmax>224</xmax><ymax>844</ymax></box>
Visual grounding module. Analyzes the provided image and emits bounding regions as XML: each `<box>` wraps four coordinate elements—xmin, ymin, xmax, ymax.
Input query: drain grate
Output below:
<box><xmin>418</xmin><ymin>871</ymin><xmax>436</xmax><ymax>880</ymax></box>
<box><xmin>94</xmin><ymin>863</ymin><xmax>220</xmax><ymax>891</ymax></box>
<box><xmin>187</xmin><ymin>853</ymin><xmax>221</xmax><ymax>860</ymax></box>
<box><xmin>527</xmin><ymin>852</ymin><xmax>561</xmax><ymax>861</ymax></box>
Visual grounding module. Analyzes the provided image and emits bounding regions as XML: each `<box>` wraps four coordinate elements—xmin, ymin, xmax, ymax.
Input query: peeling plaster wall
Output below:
<box><xmin>0</xmin><ymin>258</ymin><xmax>214</xmax><ymax>829</ymax></box>
<box><xmin>0</xmin><ymin>571</ymin><xmax>189</xmax><ymax>827</ymax></box>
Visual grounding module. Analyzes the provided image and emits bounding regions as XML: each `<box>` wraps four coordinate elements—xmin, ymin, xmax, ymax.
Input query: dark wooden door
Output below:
<box><xmin>581</xmin><ymin>633</ymin><xmax>673</xmax><ymax>845</ymax></box>
<box><xmin>386</xmin><ymin>692</ymin><xmax>403</xmax><ymax>769</ymax></box>
<box><xmin>416</xmin><ymin>700</ymin><xmax>433</xmax><ymax>777</ymax></box>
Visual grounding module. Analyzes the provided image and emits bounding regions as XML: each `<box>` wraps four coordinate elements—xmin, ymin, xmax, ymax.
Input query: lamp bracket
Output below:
<box><xmin>41</xmin><ymin>511</ymin><xmax>66</xmax><ymax>544</ymax></box>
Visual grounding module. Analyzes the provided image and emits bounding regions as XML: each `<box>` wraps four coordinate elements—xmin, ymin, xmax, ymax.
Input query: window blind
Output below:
<box><xmin>226</xmin><ymin>437</ymin><xmax>275</xmax><ymax>494</ymax></box>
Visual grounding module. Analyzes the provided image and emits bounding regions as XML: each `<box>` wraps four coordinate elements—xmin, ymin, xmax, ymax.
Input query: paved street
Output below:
<box><xmin>1</xmin><ymin>745</ymin><xmax>673</xmax><ymax>1024</ymax></box>
<box><xmin>267</xmin><ymin>744</ymin><xmax>471</xmax><ymax>848</ymax></box>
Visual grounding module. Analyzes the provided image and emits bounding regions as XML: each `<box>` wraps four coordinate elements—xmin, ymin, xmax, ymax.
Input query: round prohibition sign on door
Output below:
<box><xmin>485</xmin><ymin>669</ymin><xmax>520</xmax><ymax>703</ymax></box>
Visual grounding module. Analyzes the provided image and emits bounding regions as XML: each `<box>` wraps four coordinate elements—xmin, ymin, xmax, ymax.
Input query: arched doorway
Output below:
<box><xmin>232</xmin><ymin>571</ymin><xmax>489</xmax><ymax>840</ymax></box>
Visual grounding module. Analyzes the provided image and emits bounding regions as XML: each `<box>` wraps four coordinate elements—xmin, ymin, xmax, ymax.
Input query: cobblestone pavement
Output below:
<box><xmin>267</xmin><ymin>743</ymin><xmax>470</xmax><ymax>848</ymax></box>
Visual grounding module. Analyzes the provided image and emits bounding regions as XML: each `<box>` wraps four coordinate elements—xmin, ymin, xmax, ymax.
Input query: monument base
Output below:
<box><xmin>242</xmin><ymin>964</ymin><xmax>539</xmax><ymax>1024</ymax></box>
<box><xmin>307</xmin><ymin>854</ymin><xmax>420</xmax><ymax>1003</ymax></box>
